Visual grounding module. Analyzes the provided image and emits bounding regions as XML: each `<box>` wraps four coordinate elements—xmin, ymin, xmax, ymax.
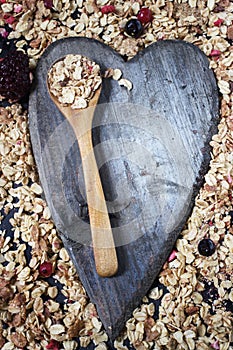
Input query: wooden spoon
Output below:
<box><xmin>47</xmin><ymin>79</ymin><xmax>118</xmax><ymax>277</ymax></box>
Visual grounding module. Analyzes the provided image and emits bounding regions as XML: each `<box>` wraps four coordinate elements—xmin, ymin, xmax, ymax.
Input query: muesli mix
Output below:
<box><xmin>47</xmin><ymin>54</ymin><xmax>102</xmax><ymax>109</ymax></box>
<box><xmin>0</xmin><ymin>0</ymin><xmax>233</xmax><ymax>349</ymax></box>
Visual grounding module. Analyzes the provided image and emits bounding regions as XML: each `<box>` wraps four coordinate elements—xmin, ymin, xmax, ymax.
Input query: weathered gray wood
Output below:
<box><xmin>29</xmin><ymin>37</ymin><xmax>219</xmax><ymax>339</ymax></box>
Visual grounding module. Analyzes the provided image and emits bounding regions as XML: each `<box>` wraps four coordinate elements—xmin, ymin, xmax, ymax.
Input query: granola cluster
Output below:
<box><xmin>47</xmin><ymin>55</ymin><xmax>102</xmax><ymax>109</ymax></box>
<box><xmin>0</xmin><ymin>0</ymin><xmax>233</xmax><ymax>350</ymax></box>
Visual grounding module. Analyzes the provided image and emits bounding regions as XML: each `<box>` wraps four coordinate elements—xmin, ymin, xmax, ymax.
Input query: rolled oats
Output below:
<box><xmin>47</xmin><ymin>54</ymin><xmax>102</xmax><ymax>109</ymax></box>
<box><xmin>1</xmin><ymin>0</ymin><xmax>233</xmax><ymax>349</ymax></box>
<box><xmin>50</xmin><ymin>324</ymin><xmax>66</xmax><ymax>335</ymax></box>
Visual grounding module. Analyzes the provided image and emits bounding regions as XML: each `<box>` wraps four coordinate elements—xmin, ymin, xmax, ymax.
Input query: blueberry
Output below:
<box><xmin>198</xmin><ymin>238</ymin><xmax>216</xmax><ymax>256</ymax></box>
<box><xmin>125</xmin><ymin>19</ymin><xmax>143</xmax><ymax>38</ymax></box>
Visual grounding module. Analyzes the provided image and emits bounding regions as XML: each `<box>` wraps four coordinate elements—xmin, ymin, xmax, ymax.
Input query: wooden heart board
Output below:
<box><xmin>29</xmin><ymin>37</ymin><xmax>219</xmax><ymax>339</ymax></box>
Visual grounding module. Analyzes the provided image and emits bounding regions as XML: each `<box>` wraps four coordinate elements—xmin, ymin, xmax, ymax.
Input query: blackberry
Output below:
<box><xmin>0</xmin><ymin>50</ymin><xmax>30</xmax><ymax>102</ymax></box>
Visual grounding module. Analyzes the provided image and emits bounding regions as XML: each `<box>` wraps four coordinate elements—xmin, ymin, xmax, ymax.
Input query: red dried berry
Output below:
<box><xmin>101</xmin><ymin>5</ymin><xmax>116</xmax><ymax>14</ymax></box>
<box><xmin>209</xmin><ymin>49</ymin><xmax>221</xmax><ymax>60</ymax></box>
<box><xmin>44</xmin><ymin>0</ymin><xmax>53</xmax><ymax>9</ymax></box>
<box><xmin>0</xmin><ymin>50</ymin><xmax>30</xmax><ymax>102</ymax></box>
<box><xmin>210</xmin><ymin>49</ymin><xmax>221</xmax><ymax>56</ymax></box>
<box><xmin>5</xmin><ymin>16</ymin><xmax>15</xmax><ymax>25</ymax></box>
<box><xmin>39</xmin><ymin>261</ymin><xmax>53</xmax><ymax>278</ymax></box>
<box><xmin>46</xmin><ymin>339</ymin><xmax>60</xmax><ymax>350</ymax></box>
<box><xmin>0</xmin><ymin>28</ymin><xmax>9</xmax><ymax>38</ymax></box>
<box><xmin>167</xmin><ymin>249</ymin><xmax>177</xmax><ymax>262</ymax></box>
<box><xmin>137</xmin><ymin>7</ymin><xmax>153</xmax><ymax>24</ymax></box>
<box><xmin>213</xmin><ymin>18</ymin><xmax>224</xmax><ymax>26</ymax></box>
<box><xmin>0</xmin><ymin>0</ymin><xmax>6</xmax><ymax>3</ymax></box>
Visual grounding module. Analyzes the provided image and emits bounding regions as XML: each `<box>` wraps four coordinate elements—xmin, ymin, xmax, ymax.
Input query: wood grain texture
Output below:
<box><xmin>29</xmin><ymin>37</ymin><xmax>219</xmax><ymax>339</ymax></box>
<box><xmin>47</xmin><ymin>86</ymin><xmax>118</xmax><ymax>277</ymax></box>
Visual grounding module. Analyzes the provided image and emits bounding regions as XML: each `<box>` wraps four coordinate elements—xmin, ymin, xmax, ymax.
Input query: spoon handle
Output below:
<box><xmin>70</xmin><ymin>114</ymin><xmax>118</xmax><ymax>277</ymax></box>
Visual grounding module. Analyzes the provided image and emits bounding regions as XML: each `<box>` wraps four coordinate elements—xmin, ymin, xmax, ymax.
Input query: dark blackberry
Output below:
<box><xmin>0</xmin><ymin>50</ymin><xmax>30</xmax><ymax>102</ymax></box>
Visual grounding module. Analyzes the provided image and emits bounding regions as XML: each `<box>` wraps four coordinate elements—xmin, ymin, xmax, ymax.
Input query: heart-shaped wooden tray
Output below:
<box><xmin>29</xmin><ymin>37</ymin><xmax>219</xmax><ymax>339</ymax></box>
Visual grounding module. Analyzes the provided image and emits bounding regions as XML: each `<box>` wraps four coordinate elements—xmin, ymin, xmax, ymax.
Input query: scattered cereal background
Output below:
<box><xmin>0</xmin><ymin>0</ymin><xmax>233</xmax><ymax>349</ymax></box>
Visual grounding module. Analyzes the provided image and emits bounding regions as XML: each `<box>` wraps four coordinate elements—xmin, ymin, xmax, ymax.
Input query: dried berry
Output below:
<box><xmin>125</xmin><ymin>19</ymin><xmax>143</xmax><ymax>38</ymax></box>
<box><xmin>39</xmin><ymin>261</ymin><xmax>53</xmax><ymax>278</ymax></box>
<box><xmin>167</xmin><ymin>249</ymin><xmax>177</xmax><ymax>262</ymax></box>
<box><xmin>137</xmin><ymin>7</ymin><xmax>153</xmax><ymax>24</ymax></box>
<box><xmin>198</xmin><ymin>238</ymin><xmax>216</xmax><ymax>256</ymax></box>
<box><xmin>0</xmin><ymin>28</ymin><xmax>8</xmax><ymax>38</ymax></box>
<box><xmin>209</xmin><ymin>49</ymin><xmax>221</xmax><ymax>61</ymax></box>
<box><xmin>211</xmin><ymin>340</ymin><xmax>220</xmax><ymax>349</ymax></box>
<box><xmin>14</xmin><ymin>4</ymin><xmax>23</xmax><ymax>13</ymax></box>
<box><xmin>210</xmin><ymin>49</ymin><xmax>221</xmax><ymax>57</ymax></box>
<box><xmin>4</xmin><ymin>16</ymin><xmax>15</xmax><ymax>25</ymax></box>
<box><xmin>0</xmin><ymin>50</ymin><xmax>30</xmax><ymax>102</ymax></box>
<box><xmin>101</xmin><ymin>5</ymin><xmax>116</xmax><ymax>14</ymax></box>
<box><xmin>213</xmin><ymin>18</ymin><xmax>224</xmax><ymax>26</ymax></box>
<box><xmin>44</xmin><ymin>0</ymin><xmax>53</xmax><ymax>9</ymax></box>
<box><xmin>46</xmin><ymin>339</ymin><xmax>60</xmax><ymax>350</ymax></box>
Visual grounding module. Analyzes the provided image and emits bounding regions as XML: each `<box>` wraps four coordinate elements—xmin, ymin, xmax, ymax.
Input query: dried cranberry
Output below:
<box><xmin>213</xmin><ymin>18</ymin><xmax>224</xmax><ymax>26</ymax></box>
<box><xmin>39</xmin><ymin>261</ymin><xmax>53</xmax><ymax>278</ymax></box>
<box><xmin>14</xmin><ymin>4</ymin><xmax>23</xmax><ymax>13</ymax></box>
<box><xmin>167</xmin><ymin>249</ymin><xmax>177</xmax><ymax>262</ymax></box>
<box><xmin>101</xmin><ymin>5</ymin><xmax>116</xmax><ymax>14</ymax></box>
<box><xmin>0</xmin><ymin>50</ymin><xmax>30</xmax><ymax>102</ymax></box>
<box><xmin>198</xmin><ymin>238</ymin><xmax>216</xmax><ymax>256</ymax></box>
<box><xmin>46</xmin><ymin>339</ymin><xmax>60</xmax><ymax>350</ymax></box>
<box><xmin>125</xmin><ymin>19</ymin><xmax>143</xmax><ymax>38</ymax></box>
<box><xmin>137</xmin><ymin>7</ymin><xmax>153</xmax><ymax>24</ymax></box>
<box><xmin>44</xmin><ymin>0</ymin><xmax>53</xmax><ymax>9</ymax></box>
<box><xmin>209</xmin><ymin>49</ymin><xmax>221</xmax><ymax>60</ymax></box>
<box><xmin>5</xmin><ymin>16</ymin><xmax>15</xmax><ymax>25</ymax></box>
<box><xmin>210</xmin><ymin>49</ymin><xmax>221</xmax><ymax>57</ymax></box>
<box><xmin>0</xmin><ymin>28</ymin><xmax>8</xmax><ymax>38</ymax></box>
